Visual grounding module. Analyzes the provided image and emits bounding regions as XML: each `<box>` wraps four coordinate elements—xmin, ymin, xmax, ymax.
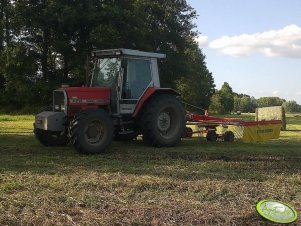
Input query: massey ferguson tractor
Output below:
<box><xmin>34</xmin><ymin>49</ymin><xmax>186</xmax><ymax>154</ymax></box>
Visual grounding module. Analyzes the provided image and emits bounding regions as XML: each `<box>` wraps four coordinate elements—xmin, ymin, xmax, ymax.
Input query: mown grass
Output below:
<box><xmin>0</xmin><ymin>114</ymin><xmax>301</xmax><ymax>225</ymax></box>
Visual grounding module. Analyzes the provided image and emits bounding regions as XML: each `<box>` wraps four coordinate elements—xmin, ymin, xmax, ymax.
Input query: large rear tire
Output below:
<box><xmin>34</xmin><ymin>127</ymin><xmax>69</xmax><ymax>146</ymax></box>
<box><xmin>69</xmin><ymin>109</ymin><xmax>114</xmax><ymax>154</ymax></box>
<box><xmin>140</xmin><ymin>94</ymin><xmax>185</xmax><ymax>147</ymax></box>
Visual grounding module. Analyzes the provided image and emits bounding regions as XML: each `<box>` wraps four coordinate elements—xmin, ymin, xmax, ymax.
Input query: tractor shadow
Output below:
<box><xmin>1</xmin><ymin>134</ymin><xmax>301</xmax><ymax>182</ymax></box>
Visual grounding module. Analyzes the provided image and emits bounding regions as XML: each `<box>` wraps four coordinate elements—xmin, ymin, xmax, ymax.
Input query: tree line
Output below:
<box><xmin>0</xmin><ymin>0</ymin><xmax>215</xmax><ymax>112</ymax></box>
<box><xmin>1</xmin><ymin>1</ymin><xmax>299</xmax><ymax>114</ymax></box>
<box><xmin>209</xmin><ymin>82</ymin><xmax>301</xmax><ymax>114</ymax></box>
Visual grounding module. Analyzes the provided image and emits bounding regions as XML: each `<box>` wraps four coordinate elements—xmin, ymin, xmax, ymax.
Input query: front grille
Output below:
<box><xmin>53</xmin><ymin>90</ymin><xmax>67</xmax><ymax>113</ymax></box>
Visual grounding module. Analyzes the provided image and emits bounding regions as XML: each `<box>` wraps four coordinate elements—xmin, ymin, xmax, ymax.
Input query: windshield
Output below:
<box><xmin>91</xmin><ymin>58</ymin><xmax>121</xmax><ymax>87</ymax></box>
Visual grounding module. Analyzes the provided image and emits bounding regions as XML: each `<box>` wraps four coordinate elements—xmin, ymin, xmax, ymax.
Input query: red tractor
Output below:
<box><xmin>34</xmin><ymin>49</ymin><xmax>186</xmax><ymax>154</ymax></box>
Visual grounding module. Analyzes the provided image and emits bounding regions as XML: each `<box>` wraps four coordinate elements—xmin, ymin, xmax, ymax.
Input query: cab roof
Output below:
<box><xmin>92</xmin><ymin>48</ymin><xmax>166</xmax><ymax>59</ymax></box>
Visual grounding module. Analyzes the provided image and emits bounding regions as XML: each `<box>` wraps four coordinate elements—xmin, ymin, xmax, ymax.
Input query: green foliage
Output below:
<box><xmin>233</xmin><ymin>94</ymin><xmax>257</xmax><ymax>113</ymax></box>
<box><xmin>209</xmin><ymin>82</ymin><xmax>234</xmax><ymax>114</ymax></box>
<box><xmin>0</xmin><ymin>43</ymin><xmax>39</xmax><ymax>108</ymax></box>
<box><xmin>218</xmin><ymin>82</ymin><xmax>234</xmax><ymax>113</ymax></box>
<box><xmin>176</xmin><ymin>46</ymin><xmax>215</xmax><ymax>112</ymax></box>
<box><xmin>257</xmin><ymin>96</ymin><xmax>285</xmax><ymax>107</ymax></box>
<box><xmin>282</xmin><ymin>101</ymin><xmax>301</xmax><ymax>113</ymax></box>
<box><xmin>0</xmin><ymin>0</ymin><xmax>214</xmax><ymax>111</ymax></box>
<box><xmin>233</xmin><ymin>95</ymin><xmax>301</xmax><ymax>114</ymax></box>
<box><xmin>211</xmin><ymin>85</ymin><xmax>301</xmax><ymax>114</ymax></box>
<box><xmin>209</xmin><ymin>93</ymin><xmax>225</xmax><ymax>114</ymax></box>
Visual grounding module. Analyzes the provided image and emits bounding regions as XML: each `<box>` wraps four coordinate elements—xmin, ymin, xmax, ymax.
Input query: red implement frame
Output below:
<box><xmin>186</xmin><ymin>113</ymin><xmax>282</xmax><ymax>126</ymax></box>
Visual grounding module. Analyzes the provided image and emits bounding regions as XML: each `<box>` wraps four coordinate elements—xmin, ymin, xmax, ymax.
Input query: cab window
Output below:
<box><xmin>122</xmin><ymin>59</ymin><xmax>152</xmax><ymax>99</ymax></box>
<box><xmin>92</xmin><ymin>58</ymin><xmax>120</xmax><ymax>88</ymax></box>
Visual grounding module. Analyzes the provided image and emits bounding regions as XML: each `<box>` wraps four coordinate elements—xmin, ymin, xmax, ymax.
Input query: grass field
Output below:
<box><xmin>0</xmin><ymin>114</ymin><xmax>301</xmax><ymax>225</ymax></box>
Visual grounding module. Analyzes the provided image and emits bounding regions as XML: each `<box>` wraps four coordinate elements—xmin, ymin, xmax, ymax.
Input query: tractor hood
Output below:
<box><xmin>63</xmin><ymin>87</ymin><xmax>111</xmax><ymax>104</ymax></box>
<box><xmin>54</xmin><ymin>87</ymin><xmax>111</xmax><ymax>117</ymax></box>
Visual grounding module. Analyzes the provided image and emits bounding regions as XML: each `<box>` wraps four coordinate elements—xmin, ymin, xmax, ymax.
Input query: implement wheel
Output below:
<box><xmin>69</xmin><ymin>109</ymin><xmax>113</xmax><ymax>154</ymax></box>
<box><xmin>34</xmin><ymin>127</ymin><xmax>68</xmax><ymax>146</ymax></box>
<box><xmin>140</xmin><ymin>94</ymin><xmax>185</xmax><ymax>147</ymax></box>
<box><xmin>224</xmin><ymin>131</ymin><xmax>235</xmax><ymax>142</ymax></box>
<box><xmin>182</xmin><ymin>127</ymin><xmax>193</xmax><ymax>138</ymax></box>
<box><xmin>206</xmin><ymin>130</ymin><xmax>217</xmax><ymax>142</ymax></box>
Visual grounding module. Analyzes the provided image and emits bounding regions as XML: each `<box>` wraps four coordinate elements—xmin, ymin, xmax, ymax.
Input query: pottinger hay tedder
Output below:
<box><xmin>185</xmin><ymin>113</ymin><xmax>282</xmax><ymax>143</ymax></box>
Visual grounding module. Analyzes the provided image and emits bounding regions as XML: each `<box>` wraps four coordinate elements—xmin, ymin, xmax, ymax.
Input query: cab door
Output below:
<box><xmin>120</xmin><ymin>58</ymin><xmax>153</xmax><ymax>114</ymax></box>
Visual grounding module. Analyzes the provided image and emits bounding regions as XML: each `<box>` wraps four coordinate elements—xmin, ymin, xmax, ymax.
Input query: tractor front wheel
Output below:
<box><xmin>34</xmin><ymin>128</ymin><xmax>69</xmax><ymax>146</ymax></box>
<box><xmin>69</xmin><ymin>109</ymin><xmax>114</xmax><ymax>154</ymax></box>
<box><xmin>140</xmin><ymin>94</ymin><xmax>185</xmax><ymax>147</ymax></box>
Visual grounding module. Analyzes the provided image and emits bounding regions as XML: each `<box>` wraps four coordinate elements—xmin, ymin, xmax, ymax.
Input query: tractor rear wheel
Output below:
<box><xmin>34</xmin><ymin>127</ymin><xmax>69</xmax><ymax>146</ymax></box>
<box><xmin>140</xmin><ymin>94</ymin><xmax>185</xmax><ymax>147</ymax></box>
<box><xmin>69</xmin><ymin>109</ymin><xmax>114</xmax><ymax>154</ymax></box>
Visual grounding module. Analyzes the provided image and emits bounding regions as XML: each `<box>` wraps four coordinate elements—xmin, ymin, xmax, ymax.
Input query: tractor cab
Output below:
<box><xmin>90</xmin><ymin>49</ymin><xmax>164</xmax><ymax>115</ymax></box>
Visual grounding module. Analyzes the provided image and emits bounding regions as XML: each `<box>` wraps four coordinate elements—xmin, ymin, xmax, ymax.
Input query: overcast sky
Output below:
<box><xmin>187</xmin><ymin>0</ymin><xmax>301</xmax><ymax>104</ymax></box>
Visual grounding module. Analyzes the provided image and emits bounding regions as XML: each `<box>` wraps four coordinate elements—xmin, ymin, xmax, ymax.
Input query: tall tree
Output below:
<box><xmin>219</xmin><ymin>82</ymin><xmax>234</xmax><ymax>113</ymax></box>
<box><xmin>1</xmin><ymin>0</ymin><xmax>11</xmax><ymax>46</ymax></box>
<box><xmin>176</xmin><ymin>45</ymin><xmax>215</xmax><ymax>112</ymax></box>
<box><xmin>209</xmin><ymin>93</ymin><xmax>225</xmax><ymax>114</ymax></box>
<box><xmin>131</xmin><ymin>0</ymin><xmax>198</xmax><ymax>87</ymax></box>
<box><xmin>0</xmin><ymin>0</ymin><xmax>4</xmax><ymax>51</ymax></box>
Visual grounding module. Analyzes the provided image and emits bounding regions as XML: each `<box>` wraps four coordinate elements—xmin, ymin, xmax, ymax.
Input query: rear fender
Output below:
<box><xmin>132</xmin><ymin>87</ymin><xmax>180</xmax><ymax>117</ymax></box>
